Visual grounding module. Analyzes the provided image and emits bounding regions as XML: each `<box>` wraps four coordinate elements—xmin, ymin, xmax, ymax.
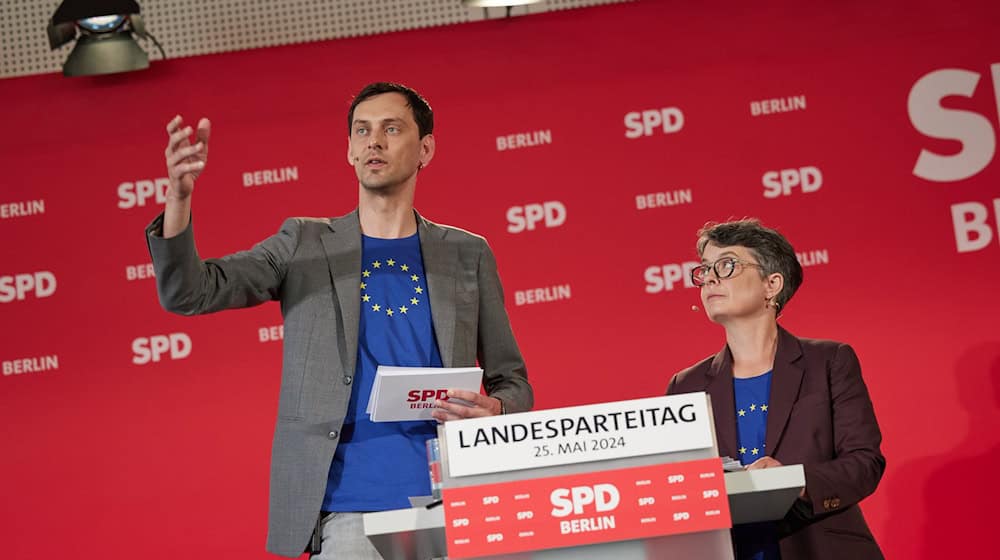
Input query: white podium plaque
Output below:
<box><xmin>442</xmin><ymin>393</ymin><xmax>715</xmax><ymax>477</ymax></box>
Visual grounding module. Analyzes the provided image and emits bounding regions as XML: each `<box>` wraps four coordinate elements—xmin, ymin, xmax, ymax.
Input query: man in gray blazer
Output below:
<box><xmin>146</xmin><ymin>82</ymin><xmax>533</xmax><ymax>558</ymax></box>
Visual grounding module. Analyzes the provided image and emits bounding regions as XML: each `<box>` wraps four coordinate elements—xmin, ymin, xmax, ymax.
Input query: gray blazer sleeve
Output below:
<box><xmin>476</xmin><ymin>241</ymin><xmax>533</xmax><ymax>413</ymax></box>
<box><xmin>145</xmin><ymin>213</ymin><xmax>300</xmax><ymax>315</ymax></box>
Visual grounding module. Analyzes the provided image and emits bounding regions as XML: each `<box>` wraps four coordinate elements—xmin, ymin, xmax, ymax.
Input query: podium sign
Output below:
<box><xmin>442</xmin><ymin>394</ymin><xmax>714</xmax><ymax>478</ymax></box>
<box><xmin>442</xmin><ymin>457</ymin><xmax>730</xmax><ymax>558</ymax></box>
<box><xmin>440</xmin><ymin>393</ymin><xmax>725</xmax><ymax>558</ymax></box>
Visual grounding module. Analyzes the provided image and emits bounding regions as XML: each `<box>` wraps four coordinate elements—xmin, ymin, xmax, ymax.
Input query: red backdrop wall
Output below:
<box><xmin>2</xmin><ymin>1</ymin><xmax>998</xmax><ymax>558</ymax></box>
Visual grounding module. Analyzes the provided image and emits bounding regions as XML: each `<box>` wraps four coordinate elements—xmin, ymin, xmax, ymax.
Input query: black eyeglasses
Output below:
<box><xmin>691</xmin><ymin>257</ymin><xmax>763</xmax><ymax>287</ymax></box>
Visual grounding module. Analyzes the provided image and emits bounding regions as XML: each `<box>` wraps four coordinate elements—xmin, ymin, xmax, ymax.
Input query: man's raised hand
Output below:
<box><xmin>165</xmin><ymin>115</ymin><xmax>210</xmax><ymax>199</ymax></box>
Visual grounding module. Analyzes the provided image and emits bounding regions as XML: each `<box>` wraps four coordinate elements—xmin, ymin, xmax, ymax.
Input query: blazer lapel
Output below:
<box><xmin>764</xmin><ymin>326</ymin><xmax>805</xmax><ymax>455</ymax></box>
<box><xmin>320</xmin><ymin>211</ymin><xmax>362</xmax><ymax>379</ymax></box>
<box><xmin>417</xmin><ymin>211</ymin><xmax>457</xmax><ymax>367</ymax></box>
<box><xmin>705</xmin><ymin>347</ymin><xmax>738</xmax><ymax>460</ymax></box>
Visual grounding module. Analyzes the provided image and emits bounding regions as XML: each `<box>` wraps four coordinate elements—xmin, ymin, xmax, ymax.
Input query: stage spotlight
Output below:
<box><xmin>47</xmin><ymin>1</ymin><xmax>163</xmax><ymax>77</ymax></box>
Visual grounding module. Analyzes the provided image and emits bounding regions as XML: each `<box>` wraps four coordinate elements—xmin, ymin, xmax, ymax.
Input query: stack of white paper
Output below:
<box><xmin>722</xmin><ymin>456</ymin><xmax>745</xmax><ymax>472</ymax></box>
<box><xmin>365</xmin><ymin>366</ymin><xmax>484</xmax><ymax>422</ymax></box>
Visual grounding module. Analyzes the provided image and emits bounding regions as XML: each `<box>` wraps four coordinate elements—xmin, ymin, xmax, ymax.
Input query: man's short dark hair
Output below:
<box><xmin>347</xmin><ymin>82</ymin><xmax>434</xmax><ymax>138</ymax></box>
<box><xmin>696</xmin><ymin>218</ymin><xmax>804</xmax><ymax>312</ymax></box>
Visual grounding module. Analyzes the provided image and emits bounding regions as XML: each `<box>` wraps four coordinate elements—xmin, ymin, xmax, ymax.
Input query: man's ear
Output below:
<box><xmin>418</xmin><ymin>134</ymin><xmax>436</xmax><ymax>170</ymax></box>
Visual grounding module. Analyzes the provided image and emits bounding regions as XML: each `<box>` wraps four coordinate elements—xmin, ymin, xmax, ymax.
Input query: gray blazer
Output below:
<box><xmin>146</xmin><ymin>209</ymin><xmax>533</xmax><ymax>557</ymax></box>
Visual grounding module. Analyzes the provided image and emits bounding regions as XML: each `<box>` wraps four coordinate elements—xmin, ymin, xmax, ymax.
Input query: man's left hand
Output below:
<box><xmin>432</xmin><ymin>389</ymin><xmax>501</xmax><ymax>422</ymax></box>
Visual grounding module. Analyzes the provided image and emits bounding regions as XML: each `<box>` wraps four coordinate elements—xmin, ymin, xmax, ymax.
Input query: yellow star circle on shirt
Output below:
<box><xmin>359</xmin><ymin>257</ymin><xmax>427</xmax><ymax>318</ymax></box>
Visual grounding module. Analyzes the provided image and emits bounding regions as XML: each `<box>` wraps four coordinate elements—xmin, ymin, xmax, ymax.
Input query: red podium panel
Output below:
<box><xmin>442</xmin><ymin>458</ymin><xmax>730</xmax><ymax>558</ymax></box>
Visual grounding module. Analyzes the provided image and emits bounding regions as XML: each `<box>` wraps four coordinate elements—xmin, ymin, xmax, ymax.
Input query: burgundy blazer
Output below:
<box><xmin>667</xmin><ymin>326</ymin><xmax>885</xmax><ymax>560</ymax></box>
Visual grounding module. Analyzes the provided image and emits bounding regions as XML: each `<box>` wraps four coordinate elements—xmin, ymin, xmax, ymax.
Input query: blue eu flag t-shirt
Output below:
<box><xmin>322</xmin><ymin>232</ymin><xmax>443</xmax><ymax>511</ymax></box>
<box><xmin>733</xmin><ymin>371</ymin><xmax>781</xmax><ymax>560</ymax></box>
<box><xmin>735</xmin><ymin>371</ymin><xmax>771</xmax><ymax>467</ymax></box>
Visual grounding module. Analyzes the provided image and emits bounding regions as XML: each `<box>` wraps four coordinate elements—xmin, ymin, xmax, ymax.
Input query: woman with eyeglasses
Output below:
<box><xmin>667</xmin><ymin>219</ymin><xmax>885</xmax><ymax>560</ymax></box>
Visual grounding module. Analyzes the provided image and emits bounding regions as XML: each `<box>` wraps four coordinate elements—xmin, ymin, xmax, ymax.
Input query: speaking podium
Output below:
<box><xmin>364</xmin><ymin>393</ymin><xmax>804</xmax><ymax>559</ymax></box>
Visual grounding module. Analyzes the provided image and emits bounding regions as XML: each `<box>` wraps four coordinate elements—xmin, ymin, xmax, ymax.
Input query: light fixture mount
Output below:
<box><xmin>47</xmin><ymin>1</ymin><xmax>156</xmax><ymax>77</ymax></box>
